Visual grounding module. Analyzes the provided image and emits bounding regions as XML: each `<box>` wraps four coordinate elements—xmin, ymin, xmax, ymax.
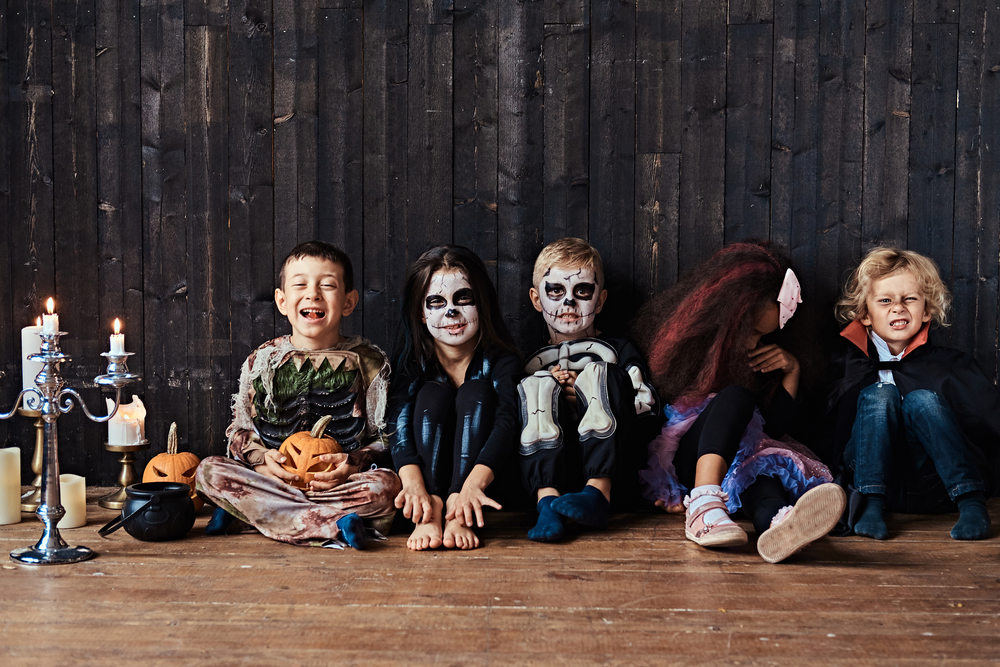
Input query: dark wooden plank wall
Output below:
<box><xmin>2</xmin><ymin>0</ymin><xmax>999</xmax><ymax>483</ymax></box>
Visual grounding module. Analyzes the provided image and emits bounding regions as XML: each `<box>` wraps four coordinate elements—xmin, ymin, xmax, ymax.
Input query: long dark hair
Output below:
<box><xmin>632</xmin><ymin>241</ymin><xmax>792</xmax><ymax>407</ymax></box>
<box><xmin>395</xmin><ymin>245</ymin><xmax>519</xmax><ymax>378</ymax></box>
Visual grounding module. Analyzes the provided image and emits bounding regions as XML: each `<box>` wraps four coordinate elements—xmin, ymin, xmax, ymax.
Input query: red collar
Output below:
<box><xmin>840</xmin><ymin>320</ymin><xmax>930</xmax><ymax>359</ymax></box>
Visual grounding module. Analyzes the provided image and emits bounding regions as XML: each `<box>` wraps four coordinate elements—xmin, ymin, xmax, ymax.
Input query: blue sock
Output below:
<box><xmin>528</xmin><ymin>496</ymin><xmax>565</xmax><ymax>542</ymax></box>
<box><xmin>952</xmin><ymin>492</ymin><xmax>991</xmax><ymax>540</ymax></box>
<box><xmin>205</xmin><ymin>507</ymin><xmax>236</xmax><ymax>536</ymax></box>
<box><xmin>551</xmin><ymin>485</ymin><xmax>609</xmax><ymax>528</ymax></box>
<box><xmin>336</xmin><ymin>513</ymin><xmax>368</xmax><ymax>550</ymax></box>
<box><xmin>855</xmin><ymin>493</ymin><xmax>888</xmax><ymax>540</ymax></box>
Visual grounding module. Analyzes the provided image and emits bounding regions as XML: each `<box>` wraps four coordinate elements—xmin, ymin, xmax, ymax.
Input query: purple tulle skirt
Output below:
<box><xmin>639</xmin><ymin>395</ymin><xmax>833</xmax><ymax>513</ymax></box>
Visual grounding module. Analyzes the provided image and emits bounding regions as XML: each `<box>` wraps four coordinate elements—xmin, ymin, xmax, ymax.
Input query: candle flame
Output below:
<box><xmin>36</xmin><ymin>317</ymin><xmax>41</xmax><ymax>326</ymax></box>
<box><xmin>46</xmin><ymin>298</ymin><xmax>54</xmax><ymax>314</ymax></box>
<box><xmin>114</xmin><ymin>318</ymin><xmax>121</xmax><ymax>335</ymax></box>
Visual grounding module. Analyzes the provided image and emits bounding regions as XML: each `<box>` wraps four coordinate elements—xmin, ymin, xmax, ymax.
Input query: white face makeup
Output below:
<box><xmin>423</xmin><ymin>269</ymin><xmax>480</xmax><ymax>348</ymax></box>
<box><xmin>537</xmin><ymin>266</ymin><xmax>600</xmax><ymax>336</ymax></box>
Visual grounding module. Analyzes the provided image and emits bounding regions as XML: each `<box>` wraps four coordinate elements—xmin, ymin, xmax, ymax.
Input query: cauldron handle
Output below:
<box><xmin>98</xmin><ymin>494</ymin><xmax>159</xmax><ymax>538</ymax></box>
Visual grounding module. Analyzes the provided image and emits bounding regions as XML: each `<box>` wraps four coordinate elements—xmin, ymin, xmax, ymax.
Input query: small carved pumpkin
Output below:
<box><xmin>143</xmin><ymin>422</ymin><xmax>203</xmax><ymax>510</ymax></box>
<box><xmin>278</xmin><ymin>415</ymin><xmax>343</xmax><ymax>489</ymax></box>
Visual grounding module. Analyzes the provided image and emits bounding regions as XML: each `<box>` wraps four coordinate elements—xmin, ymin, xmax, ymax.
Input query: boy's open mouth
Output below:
<box><xmin>301</xmin><ymin>308</ymin><xmax>326</xmax><ymax>321</ymax></box>
<box><xmin>558</xmin><ymin>313</ymin><xmax>579</xmax><ymax>321</ymax></box>
<box><xmin>889</xmin><ymin>318</ymin><xmax>909</xmax><ymax>329</ymax></box>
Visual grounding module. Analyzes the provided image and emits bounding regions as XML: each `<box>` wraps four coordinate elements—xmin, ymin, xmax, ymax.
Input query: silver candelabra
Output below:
<box><xmin>0</xmin><ymin>329</ymin><xmax>140</xmax><ymax>564</ymax></box>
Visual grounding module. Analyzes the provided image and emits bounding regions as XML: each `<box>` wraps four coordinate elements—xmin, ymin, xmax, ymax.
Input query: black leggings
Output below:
<box><xmin>413</xmin><ymin>379</ymin><xmax>496</xmax><ymax>497</ymax></box>
<box><xmin>673</xmin><ymin>385</ymin><xmax>790</xmax><ymax>534</ymax></box>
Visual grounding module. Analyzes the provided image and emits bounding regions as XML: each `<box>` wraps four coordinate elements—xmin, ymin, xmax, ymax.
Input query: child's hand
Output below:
<box><xmin>748</xmin><ymin>343</ymin><xmax>799</xmax><ymax>376</ymax></box>
<box><xmin>394</xmin><ymin>465</ymin><xmax>434</xmax><ymax>524</ymax></box>
<box><xmin>253</xmin><ymin>449</ymin><xmax>300</xmax><ymax>486</ymax></box>
<box><xmin>308</xmin><ymin>453</ymin><xmax>357</xmax><ymax>491</ymax></box>
<box><xmin>445</xmin><ymin>469</ymin><xmax>501</xmax><ymax>528</ymax></box>
<box><xmin>551</xmin><ymin>365</ymin><xmax>578</xmax><ymax>404</ymax></box>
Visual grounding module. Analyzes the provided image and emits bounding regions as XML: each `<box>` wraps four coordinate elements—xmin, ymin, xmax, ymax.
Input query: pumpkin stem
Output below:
<box><xmin>310</xmin><ymin>415</ymin><xmax>334</xmax><ymax>439</ymax></box>
<box><xmin>167</xmin><ymin>422</ymin><xmax>178</xmax><ymax>455</ymax></box>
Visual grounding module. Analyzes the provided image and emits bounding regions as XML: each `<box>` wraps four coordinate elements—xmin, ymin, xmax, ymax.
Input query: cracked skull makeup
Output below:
<box><xmin>537</xmin><ymin>266</ymin><xmax>600</xmax><ymax>336</ymax></box>
<box><xmin>424</xmin><ymin>269</ymin><xmax>480</xmax><ymax>347</ymax></box>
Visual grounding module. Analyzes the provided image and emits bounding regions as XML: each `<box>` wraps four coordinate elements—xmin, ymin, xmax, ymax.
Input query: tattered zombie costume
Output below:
<box><xmin>517</xmin><ymin>264</ymin><xmax>660</xmax><ymax>515</ymax></box>
<box><xmin>195</xmin><ymin>335</ymin><xmax>401</xmax><ymax>546</ymax></box>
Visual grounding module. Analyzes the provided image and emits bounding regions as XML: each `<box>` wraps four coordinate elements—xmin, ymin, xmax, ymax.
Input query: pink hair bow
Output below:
<box><xmin>777</xmin><ymin>268</ymin><xmax>802</xmax><ymax>328</ymax></box>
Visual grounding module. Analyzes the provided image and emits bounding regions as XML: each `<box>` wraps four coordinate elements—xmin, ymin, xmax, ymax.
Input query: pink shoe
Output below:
<box><xmin>756</xmin><ymin>483</ymin><xmax>846</xmax><ymax>563</ymax></box>
<box><xmin>684</xmin><ymin>491</ymin><xmax>748</xmax><ymax>548</ymax></box>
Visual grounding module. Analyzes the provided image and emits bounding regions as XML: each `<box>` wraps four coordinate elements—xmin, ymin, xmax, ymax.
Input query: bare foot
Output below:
<box><xmin>654</xmin><ymin>499</ymin><xmax>684</xmax><ymax>514</ymax></box>
<box><xmin>443</xmin><ymin>516</ymin><xmax>480</xmax><ymax>550</ymax></box>
<box><xmin>406</xmin><ymin>495</ymin><xmax>444</xmax><ymax>551</ymax></box>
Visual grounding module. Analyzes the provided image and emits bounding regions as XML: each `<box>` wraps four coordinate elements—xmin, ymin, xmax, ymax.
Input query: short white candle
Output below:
<box><xmin>110</xmin><ymin>318</ymin><xmax>125</xmax><ymax>355</ymax></box>
<box><xmin>107</xmin><ymin>397</ymin><xmax>146</xmax><ymax>446</ymax></box>
<box><xmin>21</xmin><ymin>319</ymin><xmax>43</xmax><ymax>410</ymax></box>
<box><xmin>0</xmin><ymin>448</ymin><xmax>21</xmax><ymax>525</ymax></box>
<box><xmin>57</xmin><ymin>474</ymin><xmax>86</xmax><ymax>529</ymax></box>
<box><xmin>41</xmin><ymin>298</ymin><xmax>58</xmax><ymax>334</ymax></box>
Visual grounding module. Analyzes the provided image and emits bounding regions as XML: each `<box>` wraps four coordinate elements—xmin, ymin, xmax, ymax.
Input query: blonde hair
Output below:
<box><xmin>836</xmin><ymin>247</ymin><xmax>950</xmax><ymax>326</ymax></box>
<box><xmin>532</xmin><ymin>237</ymin><xmax>605</xmax><ymax>287</ymax></box>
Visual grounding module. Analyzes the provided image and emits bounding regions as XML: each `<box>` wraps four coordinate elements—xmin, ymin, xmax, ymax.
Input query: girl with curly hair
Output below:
<box><xmin>633</xmin><ymin>242</ymin><xmax>845</xmax><ymax>563</ymax></box>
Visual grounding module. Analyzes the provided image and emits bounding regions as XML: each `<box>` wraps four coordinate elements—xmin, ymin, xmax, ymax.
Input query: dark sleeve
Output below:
<box><xmin>941</xmin><ymin>354</ymin><xmax>1000</xmax><ymax>470</ymax></box>
<box><xmin>759</xmin><ymin>384</ymin><xmax>799</xmax><ymax>439</ymax></box>
<box><xmin>348</xmin><ymin>438</ymin><xmax>393</xmax><ymax>470</ymax></box>
<box><xmin>388</xmin><ymin>367</ymin><xmax>424</xmax><ymax>470</ymax></box>
<box><xmin>474</xmin><ymin>353</ymin><xmax>523</xmax><ymax>471</ymax></box>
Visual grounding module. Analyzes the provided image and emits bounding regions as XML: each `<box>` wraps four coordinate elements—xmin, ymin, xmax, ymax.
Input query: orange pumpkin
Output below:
<box><xmin>143</xmin><ymin>422</ymin><xmax>203</xmax><ymax>510</ymax></box>
<box><xmin>278</xmin><ymin>415</ymin><xmax>343</xmax><ymax>489</ymax></box>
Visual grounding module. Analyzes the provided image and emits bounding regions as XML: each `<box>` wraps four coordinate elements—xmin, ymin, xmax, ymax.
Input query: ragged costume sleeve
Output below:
<box><xmin>473</xmin><ymin>351</ymin><xmax>523</xmax><ymax>471</ymax></box>
<box><xmin>225</xmin><ymin>340</ymin><xmax>276</xmax><ymax>467</ymax></box>
<box><xmin>611</xmin><ymin>337</ymin><xmax>659</xmax><ymax>418</ymax></box>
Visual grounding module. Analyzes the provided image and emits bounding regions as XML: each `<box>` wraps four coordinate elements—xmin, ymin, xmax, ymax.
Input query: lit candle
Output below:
<box><xmin>41</xmin><ymin>298</ymin><xmax>58</xmax><ymax>334</ymax></box>
<box><xmin>107</xmin><ymin>396</ymin><xmax>146</xmax><ymax>446</ymax></box>
<box><xmin>0</xmin><ymin>448</ymin><xmax>21</xmax><ymax>525</ymax></box>
<box><xmin>21</xmin><ymin>317</ymin><xmax>43</xmax><ymax>410</ymax></box>
<box><xmin>57</xmin><ymin>474</ymin><xmax>86</xmax><ymax>529</ymax></box>
<box><xmin>110</xmin><ymin>318</ymin><xmax>125</xmax><ymax>355</ymax></box>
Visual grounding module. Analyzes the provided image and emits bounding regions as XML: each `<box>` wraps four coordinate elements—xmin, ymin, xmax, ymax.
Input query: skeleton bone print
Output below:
<box><xmin>423</xmin><ymin>269</ymin><xmax>480</xmax><ymax>347</ymax></box>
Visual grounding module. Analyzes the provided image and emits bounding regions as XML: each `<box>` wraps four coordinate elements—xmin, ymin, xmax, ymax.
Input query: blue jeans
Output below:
<box><xmin>846</xmin><ymin>384</ymin><xmax>985</xmax><ymax>507</ymax></box>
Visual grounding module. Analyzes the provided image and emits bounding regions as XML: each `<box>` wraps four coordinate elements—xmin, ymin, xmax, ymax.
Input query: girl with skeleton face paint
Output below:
<box><xmin>423</xmin><ymin>270</ymin><xmax>480</xmax><ymax>349</ymax></box>
<box><xmin>390</xmin><ymin>246</ymin><xmax>522</xmax><ymax>553</ymax></box>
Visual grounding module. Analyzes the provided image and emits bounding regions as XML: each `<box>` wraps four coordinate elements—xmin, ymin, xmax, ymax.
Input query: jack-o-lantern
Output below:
<box><xmin>143</xmin><ymin>422</ymin><xmax>203</xmax><ymax>510</ymax></box>
<box><xmin>277</xmin><ymin>415</ymin><xmax>343</xmax><ymax>489</ymax></box>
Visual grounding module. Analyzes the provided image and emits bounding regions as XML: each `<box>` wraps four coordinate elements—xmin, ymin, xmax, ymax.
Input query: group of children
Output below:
<box><xmin>194</xmin><ymin>237</ymin><xmax>1000</xmax><ymax>561</ymax></box>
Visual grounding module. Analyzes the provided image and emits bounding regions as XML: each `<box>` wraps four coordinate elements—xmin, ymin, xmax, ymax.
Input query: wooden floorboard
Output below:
<box><xmin>1</xmin><ymin>490</ymin><xmax>998</xmax><ymax>665</ymax></box>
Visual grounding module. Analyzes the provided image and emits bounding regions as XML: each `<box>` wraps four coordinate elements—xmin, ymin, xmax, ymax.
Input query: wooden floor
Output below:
<box><xmin>1</xmin><ymin>490</ymin><xmax>998</xmax><ymax>666</ymax></box>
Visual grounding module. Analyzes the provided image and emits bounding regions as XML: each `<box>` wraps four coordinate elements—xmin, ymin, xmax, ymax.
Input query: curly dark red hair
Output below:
<box><xmin>632</xmin><ymin>242</ymin><xmax>792</xmax><ymax>407</ymax></box>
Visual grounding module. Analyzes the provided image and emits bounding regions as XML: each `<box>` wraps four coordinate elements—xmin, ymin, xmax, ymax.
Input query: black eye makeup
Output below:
<box><xmin>572</xmin><ymin>283</ymin><xmax>596</xmax><ymax>300</ymax></box>
<box><xmin>453</xmin><ymin>288</ymin><xmax>476</xmax><ymax>306</ymax></box>
<box><xmin>545</xmin><ymin>282</ymin><xmax>566</xmax><ymax>299</ymax></box>
<box><xmin>425</xmin><ymin>294</ymin><xmax>447</xmax><ymax>310</ymax></box>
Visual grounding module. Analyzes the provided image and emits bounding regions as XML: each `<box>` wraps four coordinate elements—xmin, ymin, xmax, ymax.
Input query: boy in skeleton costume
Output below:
<box><xmin>519</xmin><ymin>238</ymin><xmax>659</xmax><ymax>541</ymax></box>
<box><xmin>196</xmin><ymin>241</ymin><xmax>401</xmax><ymax>549</ymax></box>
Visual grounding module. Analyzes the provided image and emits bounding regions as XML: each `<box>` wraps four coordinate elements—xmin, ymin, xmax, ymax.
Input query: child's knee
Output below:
<box><xmin>858</xmin><ymin>382</ymin><xmax>901</xmax><ymax>411</ymax></box>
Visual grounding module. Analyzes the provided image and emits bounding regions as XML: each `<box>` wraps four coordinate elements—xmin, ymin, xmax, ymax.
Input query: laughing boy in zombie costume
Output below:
<box><xmin>196</xmin><ymin>241</ymin><xmax>401</xmax><ymax>549</ymax></box>
<box><xmin>518</xmin><ymin>238</ymin><xmax>660</xmax><ymax>541</ymax></box>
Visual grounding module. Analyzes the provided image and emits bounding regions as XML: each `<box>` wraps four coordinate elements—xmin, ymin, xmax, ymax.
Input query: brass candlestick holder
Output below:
<box><xmin>17</xmin><ymin>408</ymin><xmax>44</xmax><ymax>511</ymax></box>
<box><xmin>98</xmin><ymin>439</ymin><xmax>150</xmax><ymax>510</ymax></box>
<box><xmin>0</xmin><ymin>331</ymin><xmax>141</xmax><ymax>565</ymax></box>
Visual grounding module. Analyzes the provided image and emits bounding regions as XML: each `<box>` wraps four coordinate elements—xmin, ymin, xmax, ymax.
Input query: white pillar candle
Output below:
<box><xmin>110</xmin><ymin>318</ymin><xmax>125</xmax><ymax>354</ymax></box>
<box><xmin>21</xmin><ymin>320</ymin><xmax>43</xmax><ymax>410</ymax></box>
<box><xmin>107</xmin><ymin>396</ymin><xmax>146</xmax><ymax>446</ymax></box>
<box><xmin>57</xmin><ymin>474</ymin><xmax>86</xmax><ymax>529</ymax></box>
<box><xmin>0</xmin><ymin>448</ymin><xmax>21</xmax><ymax>525</ymax></box>
<box><xmin>42</xmin><ymin>298</ymin><xmax>58</xmax><ymax>334</ymax></box>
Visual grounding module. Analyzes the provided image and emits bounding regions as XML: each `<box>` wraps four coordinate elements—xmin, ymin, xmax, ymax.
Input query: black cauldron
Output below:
<box><xmin>99</xmin><ymin>482</ymin><xmax>196</xmax><ymax>541</ymax></box>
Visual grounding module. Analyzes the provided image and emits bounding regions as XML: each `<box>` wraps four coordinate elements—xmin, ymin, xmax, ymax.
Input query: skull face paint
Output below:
<box><xmin>537</xmin><ymin>266</ymin><xmax>601</xmax><ymax>336</ymax></box>
<box><xmin>424</xmin><ymin>269</ymin><xmax>480</xmax><ymax>348</ymax></box>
